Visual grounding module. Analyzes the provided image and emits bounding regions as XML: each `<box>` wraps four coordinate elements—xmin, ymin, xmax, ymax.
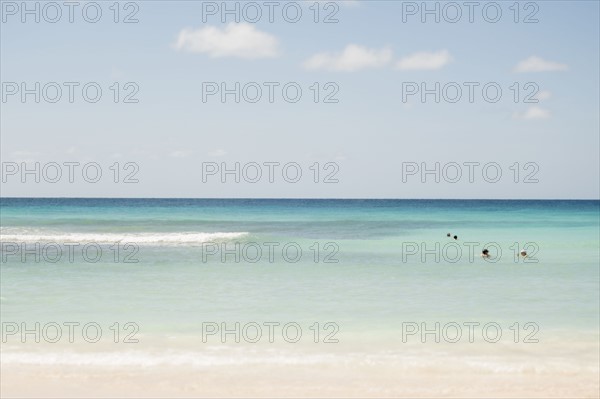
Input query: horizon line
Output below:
<box><xmin>1</xmin><ymin>197</ymin><xmax>599</xmax><ymax>201</ymax></box>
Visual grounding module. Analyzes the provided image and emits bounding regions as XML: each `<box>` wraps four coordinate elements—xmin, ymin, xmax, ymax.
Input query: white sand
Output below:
<box><xmin>2</xmin><ymin>361</ymin><xmax>599</xmax><ymax>398</ymax></box>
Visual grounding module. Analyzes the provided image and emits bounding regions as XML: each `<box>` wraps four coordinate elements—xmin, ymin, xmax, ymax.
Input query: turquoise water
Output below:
<box><xmin>1</xmin><ymin>199</ymin><xmax>598</xmax><ymax>338</ymax></box>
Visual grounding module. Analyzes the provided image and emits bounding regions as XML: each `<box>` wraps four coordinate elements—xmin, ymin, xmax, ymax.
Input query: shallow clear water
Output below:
<box><xmin>1</xmin><ymin>199</ymin><xmax>598</xmax><ymax>341</ymax></box>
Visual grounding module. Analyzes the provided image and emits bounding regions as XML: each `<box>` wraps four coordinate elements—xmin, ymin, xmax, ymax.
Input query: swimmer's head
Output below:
<box><xmin>482</xmin><ymin>249</ymin><xmax>489</xmax><ymax>256</ymax></box>
<box><xmin>453</xmin><ymin>235</ymin><xmax>458</xmax><ymax>240</ymax></box>
<box><xmin>447</xmin><ymin>233</ymin><xmax>451</xmax><ymax>237</ymax></box>
<box><xmin>520</xmin><ymin>249</ymin><xmax>527</xmax><ymax>257</ymax></box>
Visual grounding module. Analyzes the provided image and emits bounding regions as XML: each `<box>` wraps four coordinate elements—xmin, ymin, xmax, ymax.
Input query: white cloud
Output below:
<box><xmin>514</xmin><ymin>106</ymin><xmax>551</xmax><ymax>120</ymax></box>
<box><xmin>174</xmin><ymin>23</ymin><xmax>279</xmax><ymax>59</ymax></box>
<box><xmin>534</xmin><ymin>90</ymin><xmax>552</xmax><ymax>101</ymax></box>
<box><xmin>513</xmin><ymin>56</ymin><xmax>568</xmax><ymax>73</ymax></box>
<box><xmin>395</xmin><ymin>50</ymin><xmax>452</xmax><ymax>71</ymax></box>
<box><xmin>208</xmin><ymin>149</ymin><xmax>227</xmax><ymax>157</ymax></box>
<box><xmin>303</xmin><ymin>45</ymin><xmax>392</xmax><ymax>72</ymax></box>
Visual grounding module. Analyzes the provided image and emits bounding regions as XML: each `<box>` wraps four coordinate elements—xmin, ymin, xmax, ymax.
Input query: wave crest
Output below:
<box><xmin>0</xmin><ymin>230</ymin><xmax>248</xmax><ymax>246</ymax></box>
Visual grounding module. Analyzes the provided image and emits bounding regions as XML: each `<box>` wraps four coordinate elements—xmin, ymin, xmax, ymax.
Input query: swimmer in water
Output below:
<box><xmin>453</xmin><ymin>235</ymin><xmax>458</xmax><ymax>240</ymax></box>
<box><xmin>481</xmin><ymin>249</ymin><xmax>490</xmax><ymax>258</ymax></box>
<box><xmin>447</xmin><ymin>233</ymin><xmax>451</xmax><ymax>237</ymax></box>
<box><xmin>520</xmin><ymin>249</ymin><xmax>527</xmax><ymax>257</ymax></box>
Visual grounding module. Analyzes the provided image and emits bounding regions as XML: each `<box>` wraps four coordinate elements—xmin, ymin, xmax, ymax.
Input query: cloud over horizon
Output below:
<box><xmin>174</xmin><ymin>23</ymin><xmax>279</xmax><ymax>59</ymax></box>
<box><xmin>303</xmin><ymin>45</ymin><xmax>392</xmax><ymax>72</ymax></box>
<box><xmin>395</xmin><ymin>50</ymin><xmax>452</xmax><ymax>71</ymax></box>
<box><xmin>513</xmin><ymin>56</ymin><xmax>568</xmax><ymax>73</ymax></box>
<box><xmin>513</xmin><ymin>106</ymin><xmax>552</xmax><ymax>120</ymax></box>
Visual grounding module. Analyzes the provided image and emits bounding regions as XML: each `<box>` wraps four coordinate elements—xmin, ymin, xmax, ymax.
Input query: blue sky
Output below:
<box><xmin>1</xmin><ymin>0</ymin><xmax>599</xmax><ymax>198</ymax></box>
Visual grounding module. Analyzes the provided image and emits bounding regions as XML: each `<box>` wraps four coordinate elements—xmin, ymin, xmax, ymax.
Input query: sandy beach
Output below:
<box><xmin>2</xmin><ymin>336</ymin><xmax>599</xmax><ymax>398</ymax></box>
<box><xmin>3</xmin><ymin>360</ymin><xmax>598</xmax><ymax>398</ymax></box>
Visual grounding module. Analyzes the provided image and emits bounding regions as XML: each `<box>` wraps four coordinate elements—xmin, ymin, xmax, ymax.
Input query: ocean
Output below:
<box><xmin>1</xmin><ymin>198</ymin><xmax>598</xmax><ymax>382</ymax></box>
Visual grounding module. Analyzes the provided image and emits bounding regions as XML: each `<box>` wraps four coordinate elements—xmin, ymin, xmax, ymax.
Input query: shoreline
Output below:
<box><xmin>3</xmin><ymin>361</ymin><xmax>598</xmax><ymax>398</ymax></box>
<box><xmin>2</xmin><ymin>338</ymin><xmax>599</xmax><ymax>398</ymax></box>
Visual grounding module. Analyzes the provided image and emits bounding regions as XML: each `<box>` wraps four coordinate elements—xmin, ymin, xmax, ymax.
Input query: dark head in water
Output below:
<box><xmin>447</xmin><ymin>233</ymin><xmax>451</xmax><ymax>237</ymax></box>
<box><xmin>453</xmin><ymin>235</ymin><xmax>458</xmax><ymax>240</ymax></box>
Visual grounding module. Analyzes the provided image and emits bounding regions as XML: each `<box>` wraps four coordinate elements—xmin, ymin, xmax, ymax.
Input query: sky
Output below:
<box><xmin>1</xmin><ymin>0</ymin><xmax>599</xmax><ymax>199</ymax></box>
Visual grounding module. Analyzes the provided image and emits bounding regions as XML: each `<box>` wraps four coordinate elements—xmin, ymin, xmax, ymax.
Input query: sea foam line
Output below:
<box><xmin>0</xmin><ymin>350</ymin><xmax>337</xmax><ymax>367</ymax></box>
<box><xmin>0</xmin><ymin>231</ymin><xmax>249</xmax><ymax>245</ymax></box>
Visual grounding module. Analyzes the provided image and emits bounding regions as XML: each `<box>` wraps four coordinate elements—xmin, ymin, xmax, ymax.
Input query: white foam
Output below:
<box><xmin>0</xmin><ymin>230</ymin><xmax>248</xmax><ymax>246</ymax></box>
<box><xmin>0</xmin><ymin>350</ymin><xmax>337</xmax><ymax>368</ymax></box>
<box><xmin>2</xmin><ymin>350</ymin><xmax>593</xmax><ymax>374</ymax></box>
<box><xmin>1</xmin><ymin>349</ymin><xmax>595</xmax><ymax>374</ymax></box>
